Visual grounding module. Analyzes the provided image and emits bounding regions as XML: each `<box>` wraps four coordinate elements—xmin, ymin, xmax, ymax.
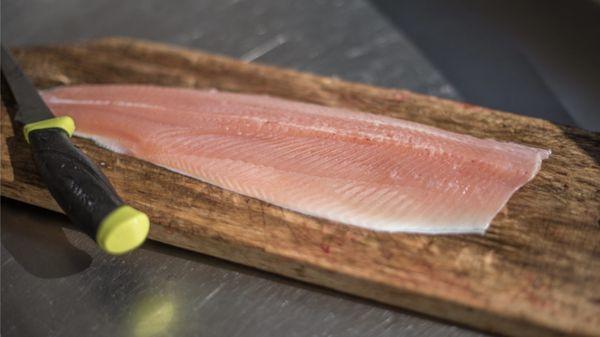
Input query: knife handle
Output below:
<box><xmin>26</xmin><ymin>121</ymin><xmax>149</xmax><ymax>255</ymax></box>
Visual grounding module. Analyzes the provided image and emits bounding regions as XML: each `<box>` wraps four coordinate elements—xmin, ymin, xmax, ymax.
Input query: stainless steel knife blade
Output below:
<box><xmin>1</xmin><ymin>46</ymin><xmax>55</xmax><ymax>124</ymax></box>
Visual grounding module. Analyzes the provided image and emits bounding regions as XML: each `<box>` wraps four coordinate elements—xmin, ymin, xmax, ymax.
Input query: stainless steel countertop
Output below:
<box><xmin>3</xmin><ymin>0</ymin><xmax>598</xmax><ymax>336</ymax></box>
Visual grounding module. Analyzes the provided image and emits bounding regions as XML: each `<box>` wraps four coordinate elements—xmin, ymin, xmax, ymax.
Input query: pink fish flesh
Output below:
<box><xmin>41</xmin><ymin>85</ymin><xmax>550</xmax><ymax>234</ymax></box>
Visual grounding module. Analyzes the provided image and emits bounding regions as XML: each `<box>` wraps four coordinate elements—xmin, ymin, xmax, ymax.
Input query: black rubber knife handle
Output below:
<box><xmin>1</xmin><ymin>44</ymin><xmax>148</xmax><ymax>254</ymax></box>
<box><xmin>28</xmin><ymin>128</ymin><xmax>149</xmax><ymax>254</ymax></box>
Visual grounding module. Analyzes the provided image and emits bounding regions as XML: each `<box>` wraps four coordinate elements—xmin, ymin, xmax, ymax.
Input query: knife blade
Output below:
<box><xmin>1</xmin><ymin>47</ymin><xmax>54</xmax><ymax>124</ymax></box>
<box><xmin>1</xmin><ymin>45</ymin><xmax>150</xmax><ymax>255</ymax></box>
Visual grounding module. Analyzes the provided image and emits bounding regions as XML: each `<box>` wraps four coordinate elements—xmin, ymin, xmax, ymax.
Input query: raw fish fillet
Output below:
<box><xmin>42</xmin><ymin>85</ymin><xmax>550</xmax><ymax>234</ymax></box>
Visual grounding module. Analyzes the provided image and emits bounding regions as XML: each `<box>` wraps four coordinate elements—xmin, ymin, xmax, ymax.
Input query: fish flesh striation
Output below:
<box><xmin>42</xmin><ymin>85</ymin><xmax>550</xmax><ymax>234</ymax></box>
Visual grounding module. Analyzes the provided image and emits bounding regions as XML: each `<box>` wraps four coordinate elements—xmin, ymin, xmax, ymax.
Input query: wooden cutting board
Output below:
<box><xmin>2</xmin><ymin>37</ymin><xmax>599</xmax><ymax>337</ymax></box>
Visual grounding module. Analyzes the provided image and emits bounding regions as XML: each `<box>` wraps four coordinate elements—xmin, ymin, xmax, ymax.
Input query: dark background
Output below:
<box><xmin>2</xmin><ymin>1</ymin><xmax>599</xmax><ymax>337</ymax></box>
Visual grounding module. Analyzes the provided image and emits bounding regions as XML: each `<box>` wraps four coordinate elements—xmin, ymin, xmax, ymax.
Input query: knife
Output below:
<box><xmin>1</xmin><ymin>46</ymin><xmax>150</xmax><ymax>255</ymax></box>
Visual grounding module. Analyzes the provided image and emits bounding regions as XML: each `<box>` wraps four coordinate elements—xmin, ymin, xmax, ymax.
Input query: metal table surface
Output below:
<box><xmin>2</xmin><ymin>1</ymin><xmax>598</xmax><ymax>336</ymax></box>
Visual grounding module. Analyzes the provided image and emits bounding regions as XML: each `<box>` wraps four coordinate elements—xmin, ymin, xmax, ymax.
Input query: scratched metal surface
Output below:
<box><xmin>5</xmin><ymin>0</ymin><xmax>576</xmax><ymax>336</ymax></box>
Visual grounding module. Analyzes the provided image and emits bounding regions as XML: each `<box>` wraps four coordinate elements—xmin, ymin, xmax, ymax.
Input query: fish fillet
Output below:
<box><xmin>41</xmin><ymin>85</ymin><xmax>550</xmax><ymax>234</ymax></box>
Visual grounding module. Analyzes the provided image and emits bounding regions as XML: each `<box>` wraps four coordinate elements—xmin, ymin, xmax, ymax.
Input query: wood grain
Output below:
<box><xmin>2</xmin><ymin>37</ymin><xmax>599</xmax><ymax>337</ymax></box>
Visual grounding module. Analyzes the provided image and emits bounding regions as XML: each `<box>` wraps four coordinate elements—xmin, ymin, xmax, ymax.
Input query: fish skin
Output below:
<box><xmin>41</xmin><ymin>85</ymin><xmax>550</xmax><ymax>234</ymax></box>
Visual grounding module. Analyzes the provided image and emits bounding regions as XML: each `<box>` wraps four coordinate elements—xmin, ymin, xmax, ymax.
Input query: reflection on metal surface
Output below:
<box><xmin>129</xmin><ymin>295</ymin><xmax>176</xmax><ymax>337</ymax></box>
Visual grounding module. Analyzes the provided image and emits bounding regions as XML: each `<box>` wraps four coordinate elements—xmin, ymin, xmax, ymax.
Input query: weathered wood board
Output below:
<box><xmin>2</xmin><ymin>38</ymin><xmax>599</xmax><ymax>337</ymax></box>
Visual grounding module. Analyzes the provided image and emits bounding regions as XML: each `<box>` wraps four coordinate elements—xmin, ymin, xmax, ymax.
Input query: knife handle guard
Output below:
<box><xmin>23</xmin><ymin>116</ymin><xmax>75</xmax><ymax>143</ymax></box>
<box><xmin>28</xmin><ymin>128</ymin><xmax>149</xmax><ymax>254</ymax></box>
